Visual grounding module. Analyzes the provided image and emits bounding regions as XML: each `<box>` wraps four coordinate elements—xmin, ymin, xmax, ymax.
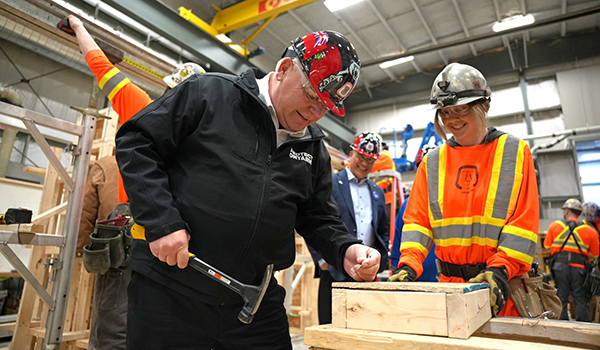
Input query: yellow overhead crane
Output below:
<box><xmin>178</xmin><ymin>0</ymin><xmax>318</xmax><ymax>58</ymax></box>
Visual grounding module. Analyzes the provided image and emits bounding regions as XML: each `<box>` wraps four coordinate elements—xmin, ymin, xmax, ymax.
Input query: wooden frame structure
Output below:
<box><xmin>0</xmin><ymin>101</ymin><xmax>96</xmax><ymax>349</ymax></box>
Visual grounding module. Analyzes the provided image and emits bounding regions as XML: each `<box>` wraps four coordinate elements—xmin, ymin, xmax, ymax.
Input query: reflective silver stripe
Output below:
<box><xmin>432</xmin><ymin>222</ymin><xmax>503</xmax><ymax>242</ymax></box>
<box><xmin>491</xmin><ymin>135</ymin><xmax>521</xmax><ymax>220</ymax></box>
<box><xmin>103</xmin><ymin>71</ymin><xmax>128</xmax><ymax>97</ymax></box>
<box><xmin>402</xmin><ymin>229</ymin><xmax>434</xmax><ymax>251</ymax></box>
<box><xmin>426</xmin><ymin>147</ymin><xmax>443</xmax><ymax>221</ymax></box>
<box><xmin>499</xmin><ymin>229</ymin><xmax>538</xmax><ymax>257</ymax></box>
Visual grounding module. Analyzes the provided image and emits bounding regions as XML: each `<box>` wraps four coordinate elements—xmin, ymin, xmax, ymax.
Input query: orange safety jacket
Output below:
<box><xmin>544</xmin><ymin>218</ymin><xmax>599</xmax><ymax>268</ymax></box>
<box><xmin>86</xmin><ymin>49</ymin><xmax>154</xmax><ymax>203</ymax></box>
<box><xmin>400</xmin><ymin>132</ymin><xmax>539</xmax><ymax>317</ymax></box>
<box><xmin>371</xmin><ymin>150</ymin><xmax>396</xmax><ymax>205</ymax></box>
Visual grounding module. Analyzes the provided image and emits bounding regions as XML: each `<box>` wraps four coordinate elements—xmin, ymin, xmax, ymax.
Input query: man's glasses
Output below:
<box><xmin>438</xmin><ymin>105</ymin><xmax>470</xmax><ymax>119</ymax></box>
<box><xmin>293</xmin><ymin>60</ymin><xmax>329</xmax><ymax>112</ymax></box>
<box><xmin>356</xmin><ymin>153</ymin><xmax>376</xmax><ymax>164</ymax></box>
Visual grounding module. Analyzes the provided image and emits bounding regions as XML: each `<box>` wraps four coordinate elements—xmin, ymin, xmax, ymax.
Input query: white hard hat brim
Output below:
<box><xmin>431</xmin><ymin>96</ymin><xmax>488</xmax><ymax>110</ymax></box>
<box><xmin>162</xmin><ymin>76</ymin><xmax>177</xmax><ymax>89</ymax></box>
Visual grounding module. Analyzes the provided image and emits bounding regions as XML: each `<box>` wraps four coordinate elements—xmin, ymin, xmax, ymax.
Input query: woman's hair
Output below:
<box><xmin>433</xmin><ymin>98</ymin><xmax>490</xmax><ymax>141</ymax></box>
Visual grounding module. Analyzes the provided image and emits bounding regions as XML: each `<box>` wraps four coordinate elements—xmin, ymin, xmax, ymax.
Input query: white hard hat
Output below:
<box><xmin>163</xmin><ymin>62</ymin><xmax>206</xmax><ymax>89</ymax></box>
<box><xmin>562</xmin><ymin>198</ymin><xmax>583</xmax><ymax>212</ymax></box>
<box><xmin>430</xmin><ymin>63</ymin><xmax>491</xmax><ymax>109</ymax></box>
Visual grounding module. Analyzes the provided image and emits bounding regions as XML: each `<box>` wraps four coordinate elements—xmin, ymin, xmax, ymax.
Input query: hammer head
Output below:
<box><xmin>237</xmin><ymin>264</ymin><xmax>274</xmax><ymax>324</ymax></box>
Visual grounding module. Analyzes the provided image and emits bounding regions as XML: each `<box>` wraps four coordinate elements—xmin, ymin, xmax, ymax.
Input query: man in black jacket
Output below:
<box><xmin>116</xmin><ymin>31</ymin><xmax>380</xmax><ymax>349</ymax></box>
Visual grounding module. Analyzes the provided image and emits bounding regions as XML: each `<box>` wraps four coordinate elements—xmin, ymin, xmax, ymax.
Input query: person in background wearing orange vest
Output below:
<box><xmin>544</xmin><ymin>199</ymin><xmax>599</xmax><ymax>321</ymax></box>
<box><xmin>371</xmin><ymin>142</ymin><xmax>396</xmax><ymax>219</ymax></box>
<box><xmin>61</xmin><ymin>15</ymin><xmax>204</xmax><ymax>350</ymax></box>
<box><xmin>390</xmin><ymin>63</ymin><xmax>540</xmax><ymax>318</ymax></box>
<box><xmin>389</xmin><ymin>144</ymin><xmax>438</xmax><ymax>282</ymax></box>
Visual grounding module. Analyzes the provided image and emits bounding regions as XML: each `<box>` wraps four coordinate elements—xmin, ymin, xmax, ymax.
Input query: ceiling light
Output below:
<box><xmin>492</xmin><ymin>14</ymin><xmax>535</xmax><ymax>32</ymax></box>
<box><xmin>324</xmin><ymin>0</ymin><xmax>364</xmax><ymax>12</ymax></box>
<box><xmin>216</xmin><ymin>34</ymin><xmax>232</xmax><ymax>43</ymax></box>
<box><xmin>379</xmin><ymin>56</ymin><xmax>414</xmax><ymax>69</ymax></box>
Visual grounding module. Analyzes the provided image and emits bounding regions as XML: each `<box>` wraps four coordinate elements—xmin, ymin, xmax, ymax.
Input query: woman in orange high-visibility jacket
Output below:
<box><xmin>390</xmin><ymin>63</ymin><xmax>540</xmax><ymax>318</ymax></box>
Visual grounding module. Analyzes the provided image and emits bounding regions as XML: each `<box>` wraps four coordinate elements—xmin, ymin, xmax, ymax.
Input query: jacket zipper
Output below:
<box><xmin>222</xmin><ymin>154</ymin><xmax>272</xmax><ymax>305</ymax></box>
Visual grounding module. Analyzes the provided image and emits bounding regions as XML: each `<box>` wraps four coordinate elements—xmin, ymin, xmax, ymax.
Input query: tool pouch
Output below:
<box><xmin>83</xmin><ymin>224</ymin><xmax>126</xmax><ymax>273</ymax></box>
<box><xmin>83</xmin><ymin>243</ymin><xmax>110</xmax><ymax>274</ymax></box>
<box><xmin>509</xmin><ymin>274</ymin><xmax>561</xmax><ymax>319</ymax></box>
<box><xmin>585</xmin><ymin>262</ymin><xmax>600</xmax><ymax>296</ymax></box>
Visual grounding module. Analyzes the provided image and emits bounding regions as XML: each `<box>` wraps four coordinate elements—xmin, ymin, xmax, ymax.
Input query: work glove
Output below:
<box><xmin>389</xmin><ymin>265</ymin><xmax>417</xmax><ymax>282</ymax></box>
<box><xmin>469</xmin><ymin>267</ymin><xmax>509</xmax><ymax>316</ymax></box>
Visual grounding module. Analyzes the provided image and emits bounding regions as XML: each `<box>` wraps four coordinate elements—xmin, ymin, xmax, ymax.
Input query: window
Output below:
<box><xmin>576</xmin><ymin>140</ymin><xmax>600</xmax><ymax>204</ymax></box>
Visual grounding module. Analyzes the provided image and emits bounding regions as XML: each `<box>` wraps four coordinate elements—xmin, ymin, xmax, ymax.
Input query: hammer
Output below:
<box><xmin>130</xmin><ymin>224</ymin><xmax>273</xmax><ymax>324</ymax></box>
<box><xmin>188</xmin><ymin>253</ymin><xmax>274</xmax><ymax>324</ymax></box>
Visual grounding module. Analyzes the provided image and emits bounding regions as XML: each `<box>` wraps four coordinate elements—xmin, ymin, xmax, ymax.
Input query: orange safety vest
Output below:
<box><xmin>400</xmin><ymin>133</ymin><xmax>539</xmax><ymax>317</ymax></box>
<box><xmin>86</xmin><ymin>50</ymin><xmax>154</xmax><ymax>203</ymax></box>
<box><xmin>371</xmin><ymin>151</ymin><xmax>396</xmax><ymax>205</ymax></box>
<box><xmin>544</xmin><ymin>218</ymin><xmax>599</xmax><ymax>268</ymax></box>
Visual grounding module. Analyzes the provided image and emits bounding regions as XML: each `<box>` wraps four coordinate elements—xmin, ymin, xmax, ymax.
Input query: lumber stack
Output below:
<box><xmin>304</xmin><ymin>282</ymin><xmax>600</xmax><ymax>350</ymax></box>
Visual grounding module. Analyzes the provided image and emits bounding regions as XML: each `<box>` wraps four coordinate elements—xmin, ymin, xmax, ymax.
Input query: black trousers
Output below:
<box><xmin>127</xmin><ymin>271</ymin><xmax>292</xmax><ymax>350</ymax></box>
<box><xmin>89</xmin><ymin>267</ymin><xmax>131</xmax><ymax>350</ymax></box>
<box><xmin>552</xmin><ymin>262</ymin><xmax>590</xmax><ymax>322</ymax></box>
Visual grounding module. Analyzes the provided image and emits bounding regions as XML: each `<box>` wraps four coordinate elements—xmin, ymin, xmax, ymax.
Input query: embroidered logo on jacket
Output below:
<box><xmin>289</xmin><ymin>148</ymin><xmax>313</xmax><ymax>165</ymax></box>
<box><xmin>455</xmin><ymin>165</ymin><xmax>478</xmax><ymax>193</ymax></box>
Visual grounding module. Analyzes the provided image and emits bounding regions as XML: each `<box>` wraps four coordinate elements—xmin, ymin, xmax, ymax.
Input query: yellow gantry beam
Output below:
<box><xmin>179</xmin><ymin>0</ymin><xmax>318</xmax><ymax>57</ymax></box>
<box><xmin>211</xmin><ymin>0</ymin><xmax>318</xmax><ymax>34</ymax></box>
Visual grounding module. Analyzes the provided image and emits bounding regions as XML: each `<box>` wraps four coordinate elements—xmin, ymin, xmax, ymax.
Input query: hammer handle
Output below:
<box><xmin>188</xmin><ymin>254</ymin><xmax>244</xmax><ymax>294</ymax></box>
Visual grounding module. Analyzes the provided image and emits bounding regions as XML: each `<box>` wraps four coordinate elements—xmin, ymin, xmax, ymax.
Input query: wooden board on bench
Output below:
<box><xmin>331</xmin><ymin>282</ymin><xmax>491</xmax><ymax>339</ymax></box>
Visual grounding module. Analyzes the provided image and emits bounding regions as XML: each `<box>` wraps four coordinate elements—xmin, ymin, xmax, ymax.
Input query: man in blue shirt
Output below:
<box><xmin>309</xmin><ymin>132</ymin><xmax>389</xmax><ymax>324</ymax></box>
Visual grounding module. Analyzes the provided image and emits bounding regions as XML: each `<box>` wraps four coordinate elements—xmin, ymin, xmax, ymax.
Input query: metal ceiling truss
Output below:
<box><xmin>346</xmin><ymin>29</ymin><xmax>600</xmax><ymax>111</ymax></box>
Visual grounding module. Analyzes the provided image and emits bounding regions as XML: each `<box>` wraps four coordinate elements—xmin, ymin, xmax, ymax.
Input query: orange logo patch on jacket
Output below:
<box><xmin>455</xmin><ymin>165</ymin><xmax>478</xmax><ymax>193</ymax></box>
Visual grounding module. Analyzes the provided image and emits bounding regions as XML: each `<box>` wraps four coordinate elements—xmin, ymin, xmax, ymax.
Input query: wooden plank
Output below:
<box><xmin>344</xmin><ymin>290</ymin><xmax>449</xmax><ymax>337</ymax></box>
<box><xmin>0</xmin><ymin>177</ymin><xmax>44</xmax><ymax>189</ymax></box>
<box><xmin>32</xmin><ymin>203</ymin><xmax>67</xmax><ymax>225</ymax></box>
<box><xmin>331</xmin><ymin>289</ymin><xmax>346</xmax><ymax>329</ymax></box>
<box><xmin>475</xmin><ymin>317</ymin><xmax>600</xmax><ymax>349</ymax></box>
<box><xmin>22</xmin><ymin>167</ymin><xmax>47</xmax><ymax>176</ymax></box>
<box><xmin>304</xmin><ymin>325</ymin><xmax>589</xmax><ymax>350</ymax></box>
<box><xmin>0</xmin><ymin>272</ymin><xmax>20</xmax><ymax>278</ymax></box>
<box><xmin>74</xmin><ymin>338</ymin><xmax>88</xmax><ymax>349</ymax></box>
<box><xmin>446</xmin><ymin>289</ymin><xmax>491</xmax><ymax>339</ymax></box>
<box><xmin>333</xmin><ymin>282</ymin><xmax>487</xmax><ymax>294</ymax></box>
<box><xmin>29</xmin><ymin>328</ymin><xmax>89</xmax><ymax>342</ymax></box>
<box><xmin>0</xmin><ymin>322</ymin><xmax>15</xmax><ymax>333</ymax></box>
<box><xmin>0</xmin><ymin>224</ymin><xmax>45</xmax><ymax>234</ymax></box>
<box><xmin>73</xmin><ymin>263</ymin><xmax>93</xmax><ymax>332</ymax></box>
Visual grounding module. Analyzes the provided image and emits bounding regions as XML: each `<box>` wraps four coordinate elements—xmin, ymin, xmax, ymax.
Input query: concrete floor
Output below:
<box><xmin>292</xmin><ymin>334</ymin><xmax>310</xmax><ymax>350</ymax></box>
<box><xmin>0</xmin><ymin>336</ymin><xmax>309</xmax><ymax>350</ymax></box>
<box><xmin>0</xmin><ymin>334</ymin><xmax>310</xmax><ymax>349</ymax></box>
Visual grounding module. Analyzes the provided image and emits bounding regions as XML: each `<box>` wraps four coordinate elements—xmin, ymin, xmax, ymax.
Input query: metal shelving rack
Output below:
<box><xmin>0</xmin><ymin>101</ymin><xmax>95</xmax><ymax>350</ymax></box>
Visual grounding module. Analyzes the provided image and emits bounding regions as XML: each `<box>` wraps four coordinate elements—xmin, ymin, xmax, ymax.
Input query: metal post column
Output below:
<box><xmin>42</xmin><ymin>113</ymin><xmax>96</xmax><ymax>349</ymax></box>
<box><xmin>519</xmin><ymin>71</ymin><xmax>534</xmax><ymax>148</ymax></box>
